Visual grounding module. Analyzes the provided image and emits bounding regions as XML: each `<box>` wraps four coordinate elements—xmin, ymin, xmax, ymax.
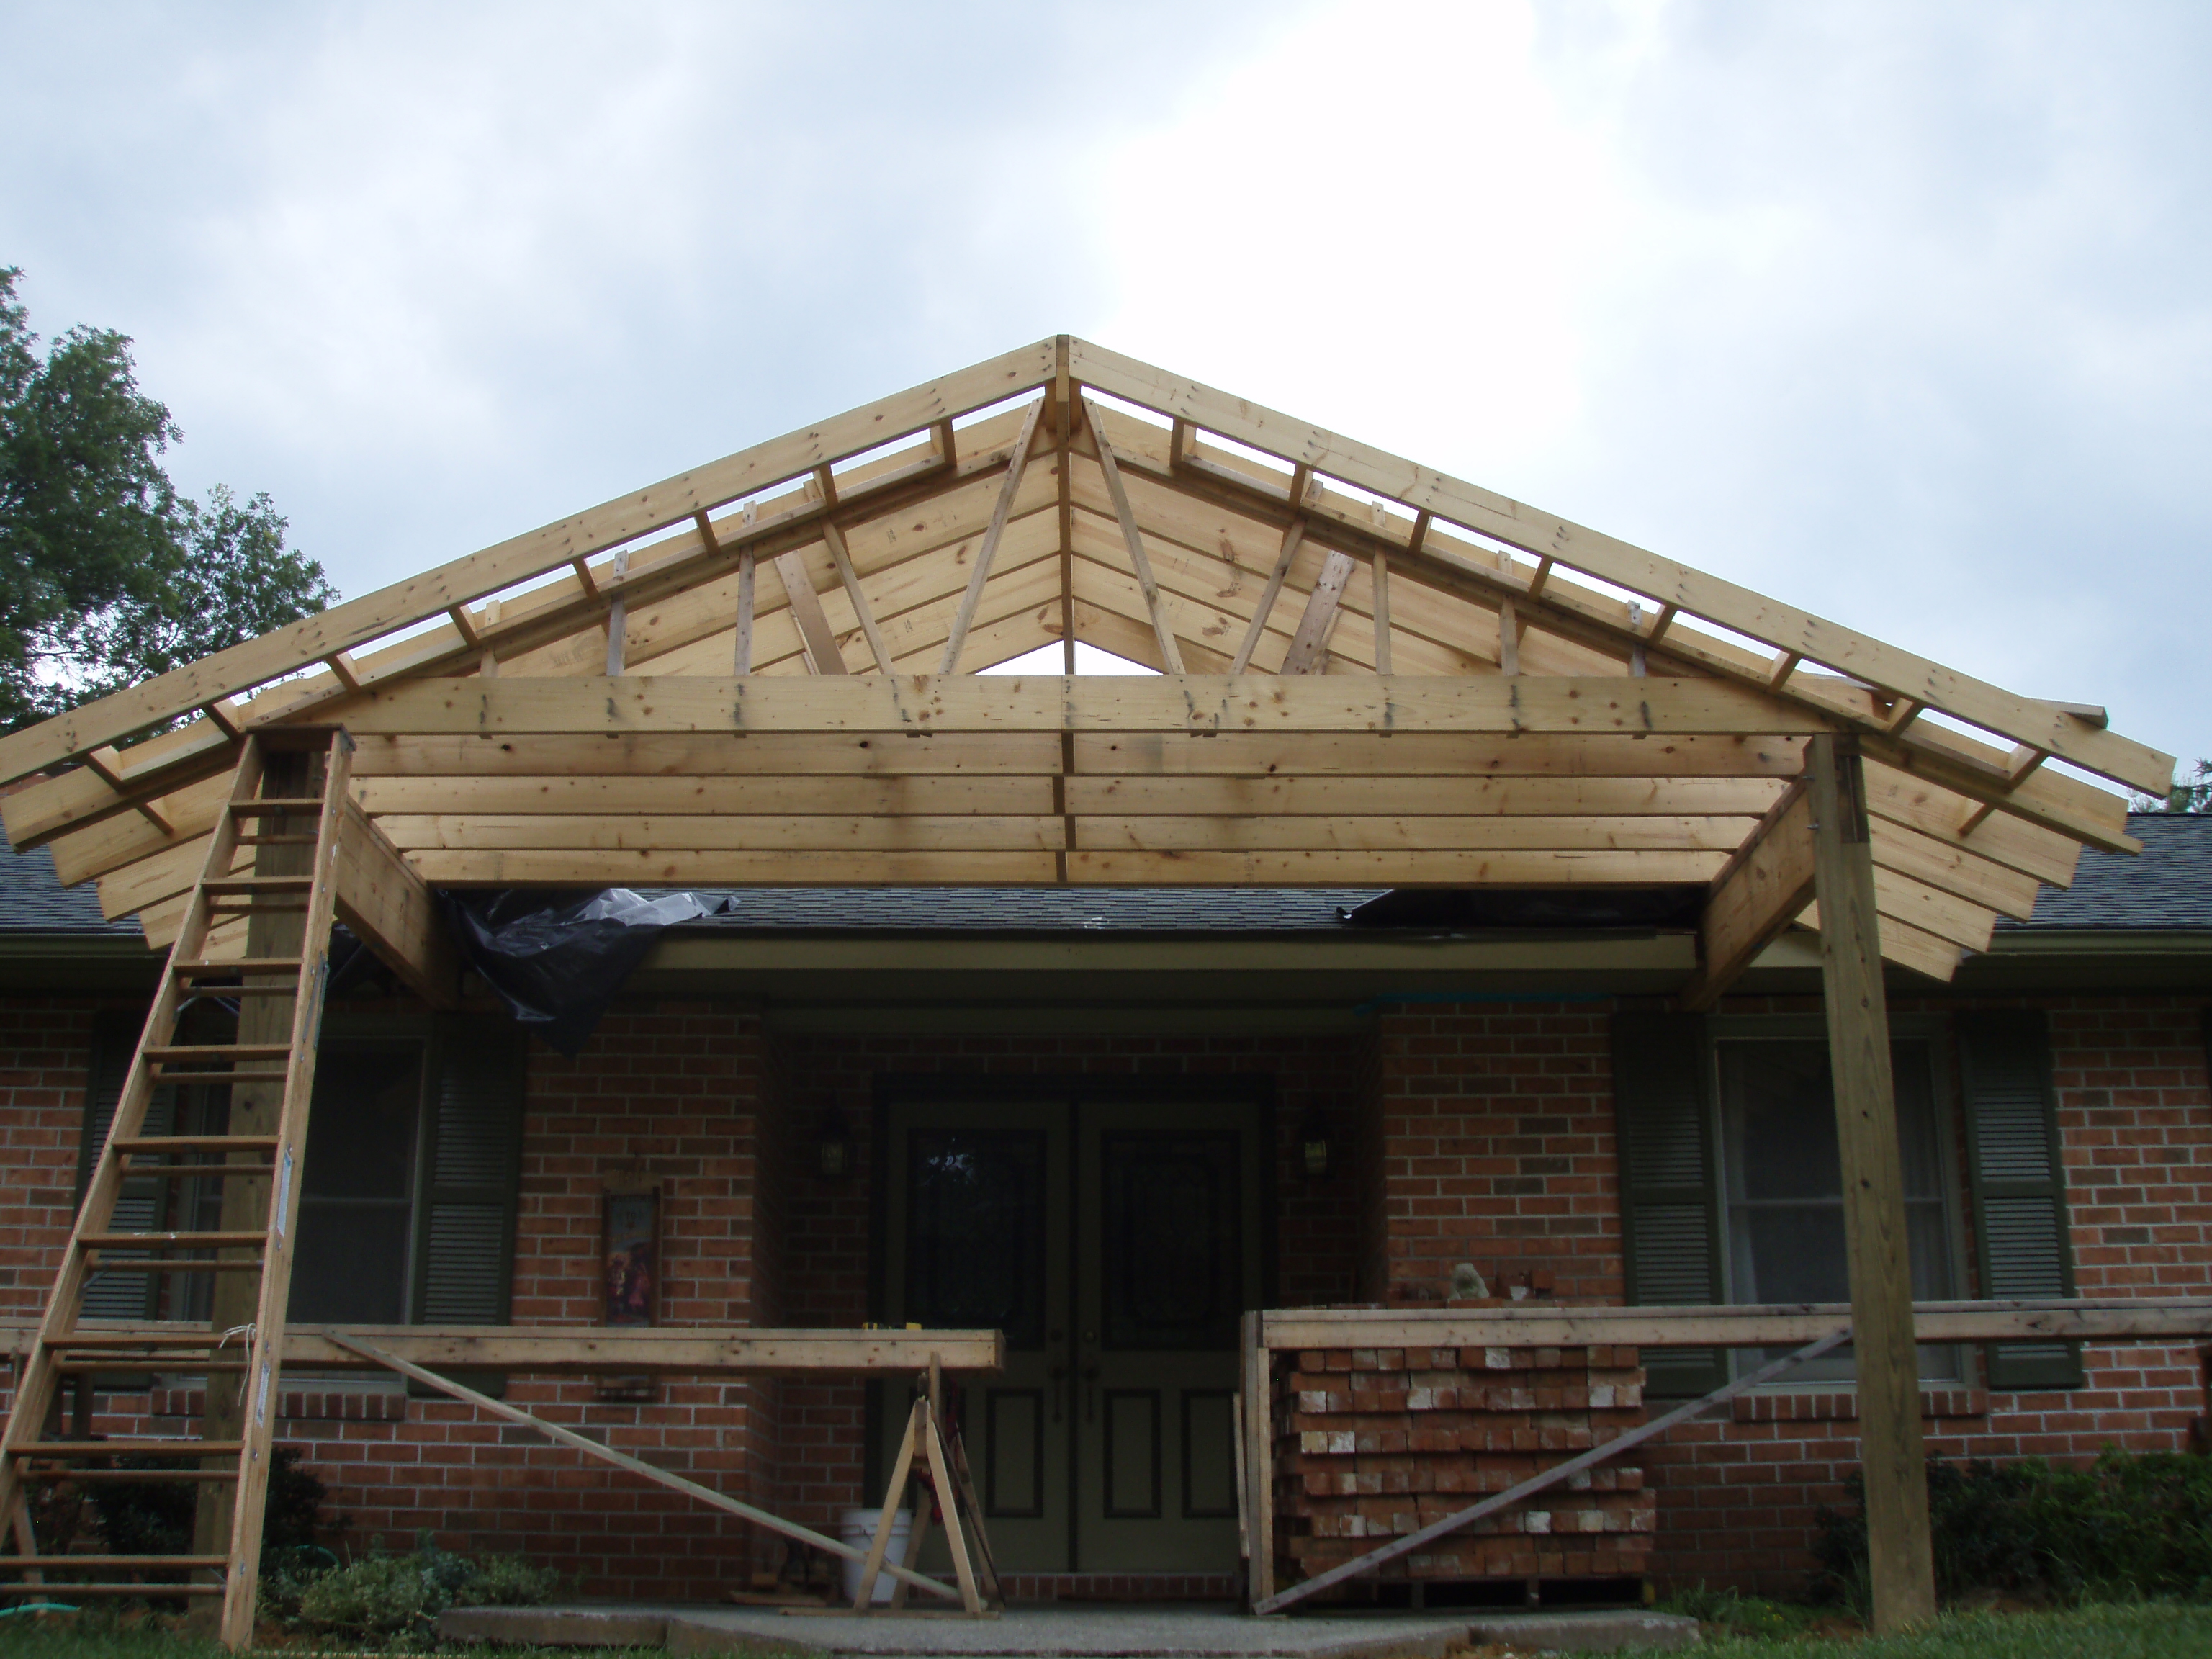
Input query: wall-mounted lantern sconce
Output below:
<box><xmin>818</xmin><ymin>1108</ymin><xmax>854</xmax><ymax>1179</ymax></box>
<box><xmin>1300</xmin><ymin>1109</ymin><xmax>1333</xmax><ymax>1179</ymax></box>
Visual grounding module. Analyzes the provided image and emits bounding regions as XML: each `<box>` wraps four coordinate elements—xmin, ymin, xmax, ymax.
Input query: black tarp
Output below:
<box><xmin>443</xmin><ymin>889</ymin><xmax>730</xmax><ymax>1055</ymax></box>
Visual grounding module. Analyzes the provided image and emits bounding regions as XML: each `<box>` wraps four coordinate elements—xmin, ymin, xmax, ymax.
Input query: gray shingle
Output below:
<box><xmin>1997</xmin><ymin>813</ymin><xmax>2212</xmax><ymax>930</ymax></box>
<box><xmin>0</xmin><ymin>845</ymin><xmax>140</xmax><ymax>934</ymax></box>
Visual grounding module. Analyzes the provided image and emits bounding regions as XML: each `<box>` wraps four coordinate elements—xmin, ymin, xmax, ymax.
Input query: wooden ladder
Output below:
<box><xmin>0</xmin><ymin>730</ymin><xmax>351</xmax><ymax>1647</ymax></box>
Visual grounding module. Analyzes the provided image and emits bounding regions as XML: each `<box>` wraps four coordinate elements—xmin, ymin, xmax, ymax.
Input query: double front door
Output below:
<box><xmin>878</xmin><ymin>1093</ymin><xmax>1265</xmax><ymax>1573</ymax></box>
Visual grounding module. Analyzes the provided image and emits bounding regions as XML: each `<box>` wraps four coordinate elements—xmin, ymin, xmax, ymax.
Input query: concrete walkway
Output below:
<box><xmin>440</xmin><ymin>1601</ymin><xmax>1699</xmax><ymax>1655</ymax></box>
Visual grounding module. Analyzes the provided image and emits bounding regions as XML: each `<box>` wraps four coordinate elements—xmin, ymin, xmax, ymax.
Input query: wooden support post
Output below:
<box><xmin>604</xmin><ymin>550</ymin><xmax>632</xmax><ymax>675</ymax></box>
<box><xmin>1082</xmin><ymin>396</ymin><xmax>1184</xmax><ymax>673</ymax></box>
<box><xmin>773</xmin><ymin>553</ymin><xmax>848</xmax><ymax>675</ymax></box>
<box><xmin>734</xmin><ymin>548</ymin><xmax>755</xmax><ymax>675</ymax></box>
<box><xmin>1808</xmin><ymin>732</ymin><xmax>1937</xmax><ymax>1635</ymax></box>
<box><xmin>941</xmin><ymin>397</ymin><xmax>1046</xmax><ymax>675</ymax></box>
<box><xmin>1279</xmin><ymin>549</ymin><xmax>1354</xmax><ymax>675</ymax></box>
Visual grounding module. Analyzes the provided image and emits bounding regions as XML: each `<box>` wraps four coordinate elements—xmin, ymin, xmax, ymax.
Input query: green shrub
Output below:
<box><xmin>287</xmin><ymin>1534</ymin><xmax>560</xmax><ymax>1640</ymax></box>
<box><xmin>1813</xmin><ymin>1449</ymin><xmax>2212</xmax><ymax>1604</ymax></box>
<box><xmin>1658</xmin><ymin>1583</ymin><xmax>1830</xmax><ymax>1637</ymax></box>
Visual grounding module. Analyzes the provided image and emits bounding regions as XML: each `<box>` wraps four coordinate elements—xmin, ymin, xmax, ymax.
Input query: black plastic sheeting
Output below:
<box><xmin>1339</xmin><ymin>886</ymin><xmax>1707</xmax><ymax>932</ymax></box>
<box><xmin>442</xmin><ymin>889</ymin><xmax>732</xmax><ymax>1055</ymax></box>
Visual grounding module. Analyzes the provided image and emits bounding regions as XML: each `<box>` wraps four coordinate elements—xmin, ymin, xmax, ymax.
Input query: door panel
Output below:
<box><xmin>881</xmin><ymin>1104</ymin><xmax>1071</xmax><ymax>1570</ymax></box>
<box><xmin>1075</xmin><ymin>1102</ymin><xmax>1264</xmax><ymax>1572</ymax></box>
<box><xmin>880</xmin><ymin>1092</ymin><xmax>1262</xmax><ymax>1575</ymax></box>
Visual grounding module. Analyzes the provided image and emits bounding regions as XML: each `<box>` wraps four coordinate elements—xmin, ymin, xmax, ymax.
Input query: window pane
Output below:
<box><xmin>907</xmin><ymin>1130</ymin><xmax>1047</xmax><ymax>1349</ymax></box>
<box><xmin>1718</xmin><ymin>1039</ymin><xmax>1956</xmax><ymax>1382</ymax></box>
<box><xmin>289</xmin><ymin>1040</ymin><xmax>423</xmax><ymax>1325</ymax></box>
<box><xmin>302</xmin><ymin>1045</ymin><xmax>423</xmax><ymax>1200</ymax></box>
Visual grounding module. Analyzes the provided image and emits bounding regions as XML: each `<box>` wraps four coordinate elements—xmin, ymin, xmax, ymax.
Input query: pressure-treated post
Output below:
<box><xmin>1807</xmin><ymin>732</ymin><xmax>1937</xmax><ymax>1632</ymax></box>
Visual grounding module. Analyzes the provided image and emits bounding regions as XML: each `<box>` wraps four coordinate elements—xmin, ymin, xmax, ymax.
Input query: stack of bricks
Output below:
<box><xmin>1274</xmin><ymin>1336</ymin><xmax>1655</xmax><ymax>1588</ymax></box>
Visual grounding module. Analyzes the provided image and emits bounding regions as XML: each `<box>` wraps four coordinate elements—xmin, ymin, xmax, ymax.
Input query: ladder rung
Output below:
<box><xmin>2</xmin><ymin>1582</ymin><xmax>228</xmax><ymax>1596</ymax></box>
<box><xmin>43</xmin><ymin>1332</ymin><xmax>250</xmax><ymax>1349</ymax></box>
<box><xmin>86</xmin><ymin>1259</ymin><xmax>263</xmax><ymax>1275</ymax></box>
<box><xmin>17</xmin><ymin>1467</ymin><xmax>238</xmax><ymax>1483</ymax></box>
<box><xmin>143</xmin><ymin>1044</ymin><xmax>292</xmax><ymax>1064</ymax></box>
<box><xmin>53</xmin><ymin>1359</ymin><xmax>250</xmax><ymax>1372</ymax></box>
<box><xmin>81</xmin><ymin>1231</ymin><xmax>269</xmax><ymax>1250</ymax></box>
<box><xmin>114</xmin><ymin>1136</ymin><xmax>281</xmax><ymax>1154</ymax></box>
<box><xmin>202</xmin><ymin>876</ymin><xmax>313</xmax><ymax>892</ymax></box>
<box><xmin>174</xmin><ymin>958</ymin><xmax>304</xmax><ymax>974</ymax></box>
<box><xmin>4</xmin><ymin>1556</ymin><xmax>230</xmax><ymax>1570</ymax></box>
<box><xmin>104</xmin><ymin>1165</ymin><xmax>273</xmax><ymax>1182</ymax></box>
<box><xmin>12</xmin><ymin>1440</ymin><xmax>244</xmax><ymax>1458</ymax></box>
<box><xmin>230</xmin><ymin>798</ymin><xmax>324</xmax><ymax>814</ymax></box>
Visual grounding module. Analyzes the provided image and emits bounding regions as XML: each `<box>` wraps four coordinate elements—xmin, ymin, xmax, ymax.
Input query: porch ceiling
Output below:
<box><xmin>0</xmin><ymin>338</ymin><xmax>2170</xmax><ymax>995</ymax></box>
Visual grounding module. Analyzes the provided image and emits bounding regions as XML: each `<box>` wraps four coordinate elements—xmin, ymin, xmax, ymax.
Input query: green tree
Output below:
<box><xmin>0</xmin><ymin>266</ymin><xmax>336</xmax><ymax>733</ymax></box>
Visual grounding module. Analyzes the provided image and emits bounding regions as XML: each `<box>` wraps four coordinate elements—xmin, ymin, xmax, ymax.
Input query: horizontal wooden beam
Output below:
<box><xmin>329</xmin><ymin>675</ymin><xmax>1844</xmax><ymax>738</ymax></box>
<box><xmin>7</xmin><ymin>1322</ymin><xmax>1004</xmax><ymax>1374</ymax></box>
<box><xmin>1680</xmin><ymin>781</ymin><xmax>1815</xmax><ymax>1011</ymax></box>
<box><xmin>1258</xmin><ymin>1297</ymin><xmax>2212</xmax><ymax>1352</ymax></box>
<box><xmin>331</xmin><ymin>801</ymin><xmax>460</xmax><ymax>1007</ymax></box>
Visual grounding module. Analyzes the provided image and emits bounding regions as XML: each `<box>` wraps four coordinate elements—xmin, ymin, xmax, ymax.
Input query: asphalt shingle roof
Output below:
<box><xmin>0</xmin><ymin>845</ymin><xmax>138</xmax><ymax>935</ymax></box>
<box><xmin>1997</xmin><ymin>813</ymin><xmax>2212</xmax><ymax>930</ymax></box>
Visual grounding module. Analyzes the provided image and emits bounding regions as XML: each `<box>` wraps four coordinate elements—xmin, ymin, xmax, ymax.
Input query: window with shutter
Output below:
<box><xmin>408</xmin><ymin>1018</ymin><xmax>526</xmax><ymax>1396</ymax></box>
<box><xmin>77</xmin><ymin>1010</ymin><xmax>174</xmax><ymax>1321</ymax></box>
<box><xmin>1957</xmin><ymin>1012</ymin><xmax>2081</xmax><ymax>1390</ymax></box>
<box><xmin>1611</xmin><ymin>1012</ymin><xmax>1726</xmax><ymax>1396</ymax></box>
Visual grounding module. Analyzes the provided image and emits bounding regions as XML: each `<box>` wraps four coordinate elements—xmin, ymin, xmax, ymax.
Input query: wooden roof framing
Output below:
<box><xmin>0</xmin><ymin>336</ymin><xmax>2172</xmax><ymax>998</ymax></box>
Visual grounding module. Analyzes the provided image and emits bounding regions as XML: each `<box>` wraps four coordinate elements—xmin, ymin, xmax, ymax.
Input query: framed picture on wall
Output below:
<box><xmin>603</xmin><ymin>1185</ymin><xmax>660</xmax><ymax>1327</ymax></box>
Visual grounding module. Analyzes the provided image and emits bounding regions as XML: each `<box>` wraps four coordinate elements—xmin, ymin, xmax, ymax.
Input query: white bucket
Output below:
<box><xmin>838</xmin><ymin>1507</ymin><xmax>913</xmax><ymax>1605</ymax></box>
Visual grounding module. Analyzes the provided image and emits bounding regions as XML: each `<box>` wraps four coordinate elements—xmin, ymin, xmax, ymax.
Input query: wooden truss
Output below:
<box><xmin>0</xmin><ymin>336</ymin><xmax>2171</xmax><ymax>998</ymax></box>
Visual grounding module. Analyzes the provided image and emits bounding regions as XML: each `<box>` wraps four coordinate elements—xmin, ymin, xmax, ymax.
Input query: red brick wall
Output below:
<box><xmin>0</xmin><ymin>999</ymin><xmax>125</xmax><ymax>1316</ymax></box>
<box><xmin>1372</xmin><ymin>1003</ymin><xmax>1624</xmax><ymax>1304</ymax></box>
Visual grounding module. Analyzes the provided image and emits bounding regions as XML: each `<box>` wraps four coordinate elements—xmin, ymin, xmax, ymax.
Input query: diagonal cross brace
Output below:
<box><xmin>328</xmin><ymin>1334</ymin><xmax>961</xmax><ymax>1603</ymax></box>
<box><xmin>1252</xmin><ymin>1326</ymin><xmax>1852</xmax><ymax>1614</ymax></box>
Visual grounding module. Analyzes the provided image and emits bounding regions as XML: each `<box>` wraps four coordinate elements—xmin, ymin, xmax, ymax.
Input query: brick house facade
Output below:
<box><xmin>2</xmin><ymin>822</ymin><xmax>2208</xmax><ymax>1602</ymax></box>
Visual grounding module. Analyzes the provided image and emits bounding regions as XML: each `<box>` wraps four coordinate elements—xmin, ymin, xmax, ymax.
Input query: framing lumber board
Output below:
<box><xmin>0</xmin><ymin>341</ymin><xmax>1058</xmax><ymax>784</ymax></box>
<box><xmin>347</xmin><ymin>731</ymin><xmax>1068</xmax><ymax>778</ymax></box>
<box><xmin>1069</xmin><ymin>338</ymin><xmax>2172</xmax><ymax>796</ymax></box>
<box><xmin>329</xmin><ymin>1335</ymin><xmax>966</xmax><ymax>1605</ymax></box>
<box><xmin>405</xmin><ymin>849</ymin><xmax>1064</xmax><ymax>886</ymax></box>
<box><xmin>1869</xmin><ymin>817</ymin><xmax>2044</xmax><ymax>921</ymax></box>
<box><xmin>1797</xmin><ymin>899</ymin><xmax>1962</xmax><ymax>984</ymax></box>
<box><xmin>1069</xmin><ymin>814</ymin><xmax>1753</xmax><ymax>853</ymax></box>
<box><xmin>1062</xmin><ymin>848</ymin><xmax>1730</xmax><ymax>886</ymax></box>
<box><xmin>328</xmin><ymin>675</ymin><xmax>1845</xmax><ymax>738</ymax></box>
<box><xmin>1870</xmin><ymin>865</ymin><xmax>1998</xmax><ymax>953</ymax></box>
<box><xmin>1228</xmin><ymin>518</ymin><xmax>1306</xmax><ymax>675</ymax></box>
<box><xmin>1069</xmin><ymin>732</ymin><xmax>1808</xmax><ymax>779</ymax></box>
<box><xmin>1060</xmin><ymin>773</ymin><xmax>1790</xmax><ymax>817</ymax></box>
<box><xmin>98</xmin><ymin>834</ymin><xmax>237</xmax><ymax>921</ymax></box>
<box><xmin>331</xmin><ymin>801</ymin><xmax>460</xmax><ymax>1007</ymax></box>
<box><xmin>371</xmin><ymin>814</ymin><xmax>1066</xmax><ymax>853</ymax></box>
<box><xmin>820</xmin><ymin>519</ymin><xmax>897</xmax><ymax>675</ymax></box>
<box><xmin>1257</xmin><ymin>1298</ymin><xmax>2212</xmax><ymax>1352</ymax></box>
<box><xmin>1861</xmin><ymin>760</ymin><xmax>2081</xmax><ymax>889</ymax></box>
<box><xmin>1082</xmin><ymin>397</ymin><xmax>1185</xmax><ymax>673</ymax></box>
<box><xmin>52</xmin><ymin>771</ymin><xmax>235</xmax><ymax>887</ymax></box>
<box><xmin>941</xmin><ymin>397</ymin><xmax>1046</xmax><ymax>673</ymax></box>
<box><xmin>1680</xmin><ymin>781</ymin><xmax>1815</xmax><ymax>1011</ymax></box>
<box><xmin>356</xmin><ymin>775</ymin><xmax>1058</xmax><ymax>817</ymax></box>
<box><xmin>773</xmin><ymin>552</ymin><xmax>850</xmax><ymax>674</ymax></box>
<box><xmin>1278</xmin><ymin>549</ymin><xmax>1357</xmax><ymax>674</ymax></box>
<box><xmin>1809</xmin><ymin>731</ymin><xmax>1938</xmax><ymax>1632</ymax></box>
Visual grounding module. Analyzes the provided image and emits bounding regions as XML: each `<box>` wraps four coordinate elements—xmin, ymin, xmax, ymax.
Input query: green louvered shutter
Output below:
<box><xmin>1957</xmin><ymin>1012</ymin><xmax>2081</xmax><ymax>1390</ymax></box>
<box><xmin>78</xmin><ymin>1010</ymin><xmax>174</xmax><ymax>1321</ymax></box>
<box><xmin>409</xmin><ymin>1019</ymin><xmax>526</xmax><ymax>1395</ymax></box>
<box><xmin>1613</xmin><ymin>1012</ymin><xmax>1726</xmax><ymax>1396</ymax></box>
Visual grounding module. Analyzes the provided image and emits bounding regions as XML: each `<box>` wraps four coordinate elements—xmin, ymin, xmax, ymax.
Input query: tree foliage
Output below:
<box><xmin>0</xmin><ymin>266</ymin><xmax>336</xmax><ymax>733</ymax></box>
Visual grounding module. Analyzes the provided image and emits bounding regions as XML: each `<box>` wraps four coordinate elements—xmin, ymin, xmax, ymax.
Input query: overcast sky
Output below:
<box><xmin>4</xmin><ymin>1</ymin><xmax>2206</xmax><ymax>781</ymax></box>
